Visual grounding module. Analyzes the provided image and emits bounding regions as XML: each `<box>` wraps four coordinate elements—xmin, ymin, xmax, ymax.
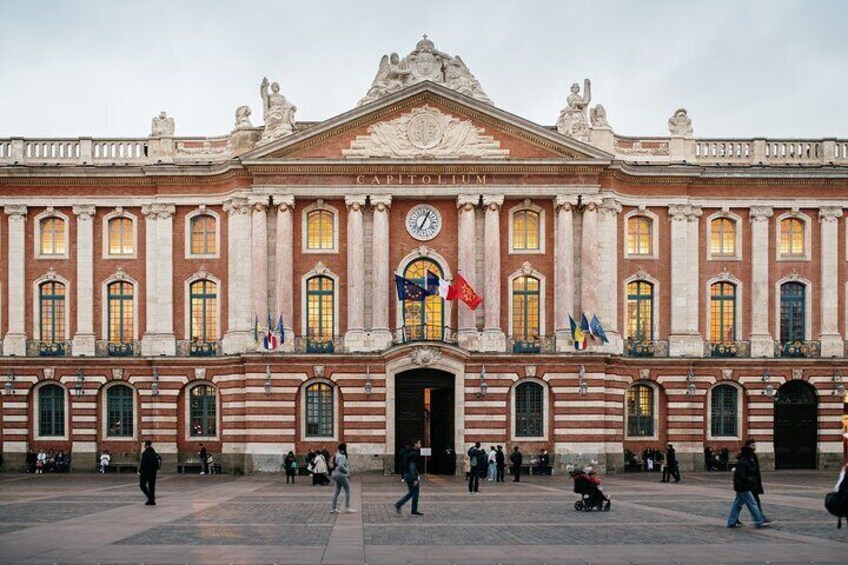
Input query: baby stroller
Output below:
<box><xmin>570</xmin><ymin>468</ymin><xmax>611</xmax><ymax>512</ymax></box>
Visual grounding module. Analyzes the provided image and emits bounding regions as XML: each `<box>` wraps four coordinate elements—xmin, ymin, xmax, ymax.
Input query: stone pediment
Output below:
<box><xmin>241</xmin><ymin>82</ymin><xmax>613</xmax><ymax>163</ymax></box>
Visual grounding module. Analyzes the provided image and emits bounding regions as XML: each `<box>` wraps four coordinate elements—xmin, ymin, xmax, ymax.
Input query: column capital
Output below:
<box><xmin>141</xmin><ymin>202</ymin><xmax>176</xmax><ymax>220</ymax></box>
<box><xmin>345</xmin><ymin>194</ymin><xmax>367</xmax><ymax>211</ymax></box>
<box><xmin>223</xmin><ymin>196</ymin><xmax>251</xmax><ymax>216</ymax></box>
<box><xmin>598</xmin><ymin>196</ymin><xmax>622</xmax><ymax>216</ymax></box>
<box><xmin>457</xmin><ymin>194</ymin><xmax>480</xmax><ymax>211</ymax></box>
<box><xmin>370</xmin><ymin>194</ymin><xmax>392</xmax><ymax>212</ymax></box>
<box><xmin>749</xmin><ymin>206</ymin><xmax>774</xmax><ymax>222</ymax></box>
<box><xmin>3</xmin><ymin>204</ymin><xmax>27</xmax><ymax>220</ymax></box>
<box><xmin>72</xmin><ymin>204</ymin><xmax>97</xmax><ymax>220</ymax></box>
<box><xmin>819</xmin><ymin>206</ymin><xmax>843</xmax><ymax>223</ymax></box>
<box><xmin>668</xmin><ymin>203</ymin><xmax>702</xmax><ymax>222</ymax></box>
<box><xmin>482</xmin><ymin>194</ymin><xmax>504</xmax><ymax>211</ymax></box>
<box><xmin>554</xmin><ymin>195</ymin><xmax>579</xmax><ymax>211</ymax></box>
<box><xmin>247</xmin><ymin>194</ymin><xmax>269</xmax><ymax>211</ymax></box>
<box><xmin>273</xmin><ymin>193</ymin><xmax>295</xmax><ymax>212</ymax></box>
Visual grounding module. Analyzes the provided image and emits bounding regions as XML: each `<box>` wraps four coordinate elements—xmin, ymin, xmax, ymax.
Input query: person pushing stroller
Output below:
<box><xmin>570</xmin><ymin>466</ymin><xmax>611</xmax><ymax>511</ymax></box>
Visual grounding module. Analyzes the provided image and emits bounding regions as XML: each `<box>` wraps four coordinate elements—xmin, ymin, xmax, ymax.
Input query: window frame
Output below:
<box><xmin>184</xmin><ymin>208</ymin><xmax>221</xmax><ymax>259</ymax></box>
<box><xmin>706</xmin><ymin>212</ymin><xmax>742</xmax><ymax>261</ymax></box>
<box><xmin>32</xmin><ymin>274</ymin><xmax>71</xmax><ymax>342</ymax></box>
<box><xmin>301</xmin><ymin>200</ymin><xmax>339</xmax><ymax>254</ymax></box>
<box><xmin>776</xmin><ymin>212</ymin><xmax>811</xmax><ymax>261</ymax></box>
<box><xmin>185</xmin><ymin>382</ymin><xmax>219</xmax><ymax>440</ymax></box>
<box><xmin>510</xmin><ymin>272</ymin><xmax>542</xmax><ymax>340</ymax></box>
<box><xmin>508</xmin><ymin>200</ymin><xmax>545</xmax><ymax>254</ymax></box>
<box><xmin>708</xmin><ymin>383</ymin><xmax>742</xmax><ymax>440</ymax></box>
<box><xmin>186</xmin><ymin>277</ymin><xmax>220</xmax><ymax>342</ymax></box>
<box><xmin>512</xmin><ymin>380</ymin><xmax>547</xmax><ymax>439</ymax></box>
<box><xmin>105</xmin><ymin>279</ymin><xmax>136</xmax><ymax>344</ymax></box>
<box><xmin>34</xmin><ymin>208</ymin><xmax>70</xmax><ymax>259</ymax></box>
<box><xmin>302</xmin><ymin>379</ymin><xmax>338</xmax><ymax>440</ymax></box>
<box><xmin>102</xmin><ymin>209</ymin><xmax>138</xmax><ymax>259</ymax></box>
<box><xmin>35</xmin><ymin>382</ymin><xmax>68</xmax><ymax>440</ymax></box>
<box><xmin>624</xmin><ymin>210</ymin><xmax>659</xmax><ymax>259</ymax></box>
<box><xmin>625</xmin><ymin>382</ymin><xmax>658</xmax><ymax>440</ymax></box>
<box><xmin>402</xmin><ymin>258</ymin><xmax>445</xmax><ymax>340</ymax></box>
<box><xmin>707</xmin><ymin>279</ymin><xmax>740</xmax><ymax>342</ymax></box>
<box><xmin>776</xmin><ymin>278</ymin><xmax>811</xmax><ymax>342</ymax></box>
<box><xmin>301</xmin><ymin>265</ymin><xmax>340</xmax><ymax>339</ymax></box>
<box><xmin>624</xmin><ymin>278</ymin><xmax>656</xmax><ymax>341</ymax></box>
<box><xmin>103</xmin><ymin>382</ymin><xmax>136</xmax><ymax>440</ymax></box>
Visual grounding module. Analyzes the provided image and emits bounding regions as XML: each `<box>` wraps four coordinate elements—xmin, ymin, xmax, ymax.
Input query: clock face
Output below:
<box><xmin>406</xmin><ymin>204</ymin><xmax>442</xmax><ymax>241</ymax></box>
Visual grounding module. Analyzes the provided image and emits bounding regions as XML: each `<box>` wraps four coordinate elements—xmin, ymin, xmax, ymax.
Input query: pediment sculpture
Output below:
<box><xmin>359</xmin><ymin>35</ymin><xmax>492</xmax><ymax>106</ymax></box>
<box><xmin>557</xmin><ymin>79</ymin><xmax>591</xmax><ymax>142</ymax></box>
<box><xmin>258</xmin><ymin>78</ymin><xmax>297</xmax><ymax>145</ymax></box>
<box><xmin>342</xmin><ymin>104</ymin><xmax>509</xmax><ymax>159</ymax></box>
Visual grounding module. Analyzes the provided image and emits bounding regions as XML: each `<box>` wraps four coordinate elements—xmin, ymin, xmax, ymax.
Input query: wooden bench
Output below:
<box><xmin>178</xmin><ymin>462</ymin><xmax>222</xmax><ymax>474</ymax></box>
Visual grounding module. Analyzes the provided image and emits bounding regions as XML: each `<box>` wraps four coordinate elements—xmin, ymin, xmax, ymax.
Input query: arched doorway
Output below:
<box><xmin>394</xmin><ymin>368</ymin><xmax>455</xmax><ymax>475</ymax></box>
<box><xmin>774</xmin><ymin>380</ymin><xmax>818</xmax><ymax>469</ymax></box>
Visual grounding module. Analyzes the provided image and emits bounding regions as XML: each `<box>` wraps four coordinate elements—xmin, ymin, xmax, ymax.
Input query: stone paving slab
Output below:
<box><xmin>0</xmin><ymin>501</ymin><xmax>132</xmax><ymax>523</ymax></box>
<box><xmin>114</xmin><ymin>524</ymin><xmax>333</xmax><ymax>546</ymax></box>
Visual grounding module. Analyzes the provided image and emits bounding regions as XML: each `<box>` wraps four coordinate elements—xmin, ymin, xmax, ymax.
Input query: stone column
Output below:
<box><xmin>580</xmin><ymin>197</ymin><xmax>600</xmax><ymax>318</ymax></box>
<box><xmin>273</xmin><ymin>194</ymin><xmax>295</xmax><ymax>352</ymax></box>
<box><xmin>481</xmin><ymin>194</ymin><xmax>505</xmax><ymax>352</ymax></box>
<box><xmin>140</xmin><ymin>203</ymin><xmax>176</xmax><ymax>356</ymax></box>
<box><xmin>3</xmin><ymin>205</ymin><xmax>27</xmax><ymax>356</ymax></box>
<box><xmin>370</xmin><ymin>195</ymin><xmax>393</xmax><ymax>350</ymax></box>
<box><xmin>249</xmin><ymin>195</ymin><xmax>269</xmax><ymax>337</ymax></box>
<box><xmin>457</xmin><ymin>194</ymin><xmax>480</xmax><ymax>349</ymax></box>
<box><xmin>819</xmin><ymin>206</ymin><xmax>844</xmax><ymax>357</ymax></box>
<box><xmin>554</xmin><ymin>196</ymin><xmax>576</xmax><ymax>352</ymax></box>
<box><xmin>597</xmin><ymin>196</ymin><xmax>623</xmax><ymax>353</ymax></box>
<box><xmin>749</xmin><ymin>206</ymin><xmax>774</xmax><ymax>357</ymax></box>
<box><xmin>222</xmin><ymin>196</ymin><xmax>254</xmax><ymax>354</ymax></box>
<box><xmin>72</xmin><ymin>205</ymin><xmax>96</xmax><ymax>356</ymax></box>
<box><xmin>668</xmin><ymin>203</ymin><xmax>703</xmax><ymax>357</ymax></box>
<box><xmin>344</xmin><ymin>194</ymin><xmax>367</xmax><ymax>351</ymax></box>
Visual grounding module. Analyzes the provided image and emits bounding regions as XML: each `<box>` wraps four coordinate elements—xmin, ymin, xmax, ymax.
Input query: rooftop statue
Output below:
<box><xmin>234</xmin><ymin>105</ymin><xmax>253</xmax><ymax>129</ymax></box>
<box><xmin>557</xmin><ymin>79</ymin><xmax>592</xmax><ymax>142</ymax></box>
<box><xmin>668</xmin><ymin>108</ymin><xmax>694</xmax><ymax>137</ymax></box>
<box><xmin>358</xmin><ymin>35</ymin><xmax>492</xmax><ymax>106</ymax></box>
<box><xmin>590</xmin><ymin>104</ymin><xmax>611</xmax><ymax>129</ymax></box>
<box><xmin>150</xmin><ymin>111</ymin><xmax>175</xmax><ymax>137</ymax></box>
<box><xmin>259</xmin><ymin>78</ymin><xmax>297</xmax><ymax>145</ymax></box>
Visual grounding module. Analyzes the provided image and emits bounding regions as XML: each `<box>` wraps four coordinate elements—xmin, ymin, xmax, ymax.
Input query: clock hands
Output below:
<box><xmin>416</xmin><ymin>210</ymin><xmax>432</xmax><ymax>230</ymax></box>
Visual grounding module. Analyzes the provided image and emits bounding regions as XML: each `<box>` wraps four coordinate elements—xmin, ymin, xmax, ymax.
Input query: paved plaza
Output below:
<box><xmin>0</xmin><ymin>470</ymin><xmax>845</xmax><ymax>564</ymax></box>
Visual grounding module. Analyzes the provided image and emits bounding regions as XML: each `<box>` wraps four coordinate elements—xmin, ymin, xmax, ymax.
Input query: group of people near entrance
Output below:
<box><xmin>463</xmin><ymin>444</ymin><xmax>546</xmax><ymax>492</ymax></box>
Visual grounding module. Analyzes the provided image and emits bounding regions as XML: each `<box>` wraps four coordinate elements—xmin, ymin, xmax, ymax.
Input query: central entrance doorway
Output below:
<box><xmin>774</xmin><ymin>380</ymin><xmax>818</xmax><ymax>469</ymax></box>
<box><xmin>394</xmin><ymin>368</ymin><xmax>455</xmax><ymax>475</ymax></box>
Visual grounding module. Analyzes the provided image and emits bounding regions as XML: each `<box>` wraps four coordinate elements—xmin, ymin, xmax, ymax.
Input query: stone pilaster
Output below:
<box><xmin>222</xmin><ymin>196</ymin><xmax>254</xmax><ymax>354</ymax></box>
<box><xmin>580</xmin><ymin>197</ymin><xmax>600</xmax><ymax>318</ymax></box>
<box><xmin>668</xmin><ymin>203</ymin><xmax>703</xmax><ymax>357</ymax></box>
<box><xmin>344</xmin><ymin>194</ymin><xmax>367</xmax><ymax>351</ymax></box>
<box><xmin>597</xmin><ymin>196</ymin><xmax>623</xmax><ymax>353</ymax></box>
<box><xmin>249</xmin><ymin>195</ymin><xmax>269</xmax><ymax>345</ymax></box>
<box><xmin>72</xmin><ymin>205</ymin><xmax>96</xmax><ymax>356</ymax></box>
<box><xmin>3</xmin><ymin>205</ymin><xmax>27</xmax><ymax>355</ymax></box>
<box><xmin>273</xmin><ymin>194</ymin><xmax>295</xmax><ymax>352</ymax></box>
<box><xmin>481</xmin><ymin>194</ymin><xmax>505</xmax><ymax>352</ymax></box>
<box><xmin>140</xmin><ymin>203</ymin><xmax>176</xmax><ymax>356</ymax></box>
<box><xmin>749</xmin><ymin>206</ymin><xmax>774</xmax><ymax>357</ymax></box>
<box><xmin>456</xmin><ymin>194</ymin><xmax>480</xmax><ymax>349</ymax></box>
<box><xmin>819</xmin><ymin>206</ymin><xmax>844</xmax><ymax>357</ymax></box>
<box><xmin>370</xmin><ymin>195</ymin><xmax>393</xmax><ymax>350</ymax></box>
<box><xmin>554</xmin><ymin>196</ymin><xmax>577</xmax><ymax>352</ymax></box>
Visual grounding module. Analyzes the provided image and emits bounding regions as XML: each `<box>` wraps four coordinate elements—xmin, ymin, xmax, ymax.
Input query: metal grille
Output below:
<box><xmin>39</xmin><ymin>384</ymin><xmax>65</xmax><ymax>437</ymax></box>
<box><xmin>107</xmin><ymin>385</ymin><xmax>134</xmax><ymax>437</ymax></box>
<box><xmin>710</xmin><ymin>384</ymin><xmax>738</xmax><ymax>437</ymax></box>
<box><xmin>515</xmin><ymin>382</ymin><xmax>543</xmax><ymax>437</ymax></box>
<box><xmin>306</xmin><ymin>383</ymin><xmax>334</xmax><ymax>438</ymax></box>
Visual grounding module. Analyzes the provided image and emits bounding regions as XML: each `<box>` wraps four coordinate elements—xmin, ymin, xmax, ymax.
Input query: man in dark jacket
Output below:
<box><xmin>495</xmin><ymin>445</ymin><xmax>506</xmax><ymax>482</ymax></box>
<box><xmin>199</xmin><ymin>443</ymin><xmax>208</xmax><ymax>475</ymax></box>
<box><xmin>395</xmin><ymin>439</ymin><xmax>423</xmax><ymax>515</ymax></box>
<box><xmin>138</xmin><ymin>440</ymin><xmax>161</xmax><ymax>506</ymax></box>
<box><xmin>536</xmin><ymin>449</ymin><xmax>551</xmax><ymax>476</ymax></box>
<box><xmin>510</xmin><ymin>446</ymin><xmax>523</xmax><ymax>482</ymax></box>
<box><xmin>661</xmin><ymin>444</ymin><xmax>681</xmax><ymax>483</ymax></box>
<box><xmin>467</xmin><ymin>442</ymin><xmax>486</xmax><ymax>493</ymax></box>
<box><xmin>745</xmin><ymin>439</ymin><xmax>765</xmax><ymax>511</ymax></box>
<box><xmin>726</xmin><ymin>446</ymin><xmax>774</xmax><ymax>528</ymax></box>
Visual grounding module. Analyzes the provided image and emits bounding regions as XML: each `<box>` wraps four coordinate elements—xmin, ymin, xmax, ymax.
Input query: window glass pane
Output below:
<box><xmin>709</xmin><ymin>282</ymin><xmax>736</xmax><ymax>341</ymax></box>
<box><xmin>780</xmin><ymin>218</ymin><xmax>804</xmax><ymax>256</ymax></box>
<box><xmin>627</xmin><ymin>217</ymin><xmax>652</xmax><ymax>255</ymax></box>
<box><xmin>711</xmin><ymin>385</ymin><xmax>738</xmax><ymax>437</ymax></box>
<box><xmin>190</xmin><ymin>280</ymin><xmax>217</xmax><ymax>341</ymax></box>
<box><xmin>306</xmin><ymin>383</ymin><xmax>334</xmax><ymax>437</ymax></box>
<box><xmin>626</xmin><ymin>384</ymin><xmax>654</xmax><ymax>437</ymax></box>
<box><xmin>306</xmin><ymin>276</ymin><xmax>335</xmax><ymax>339</ymax></box>
<box><xmin>626</xmin><ymin>281</ymin><xmax>653</xmax><ymax>340</ymax></box>
<box><xmin>108</xmin><ymin>281</ymin><xmax>134</xmax><ymax>342</ymax></box>
<box><xmin>190</xmin><ymin>215</ymin><xmax>216</xmax><ymax>255</ymax></box>
<box><xmin>39</xmin><ymin>385</ymin><xmax>65</xmax><ymax>436</ymax></box>
<box><xmin>107</xmin><ymin>385</ymin><xmax>134</xmax><ymax>437</ymax></box>
<box><xmin>307</xmin><ymin>210</ymin><xmax>334</xmax><ymax>250</ymax></box>
<box><xmin>402</xmin><ymin>259</ymin><xmax>444</xmax><ymax>340</ymax></box>
<box><xmin>108</xmin><ymin>217</ymin><xmax>134</xmax><ymax>255</ymax></box>
<box><xmin>515</xmin><ymin>382</ymin><xmax>543</xmax><ymax>437</ymax></box>
<box><xmin>512</xmin><ymin>276</ymin><xmax>540</xmax><ymax>339</ymax></box>
<box><xmin>513</xmin><ymin>210</ymin><xmax>539</xmax><ymax>251</ymax></box>
<box><xmin>780</xmin><ymin>282</ymin><xmax>805</xmax><ymax>342</ymax></box>
<box><xmin>40</xmin><ymin>282</ymin><xmax>65</xmax><ymax>342</ymax></box>
<box><xmin>41</xmin><ymin>217</ymin><xmax>66</xmax><ymax>255</ymax></box>
<box><xmin>710</xmin><ymin>218</ymin><xmax>736</xmax><ymax>256</ymax></box>
<box><xmin>189</xmin><ymin>385</ymin><xmax>216</xmax><ymax>436</ymax></box>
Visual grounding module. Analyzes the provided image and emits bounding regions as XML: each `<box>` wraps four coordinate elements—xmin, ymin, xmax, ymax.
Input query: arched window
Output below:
<box><xmin>710</xmin><ymin>384</ymin><xmax>738</xmax><ymax>437</ymax></box>
<box><xmin>107</xmin><ymin>217</ymin><xmax>134</xmax><ymax>255</ymax></box>
<box><xmin>39</xmin><ymin>384</ymin><xmax>65</xmax><ymax>437</ymax></box>
<box><xmin>306</xmin><ymin>210</ymin><xmax>334</xmax><ymax>250</ymax></box>
<box><xmin>39</xmin><ymin>281</ymin><xmax>66</xmax><ymax>343</ymax></box>
<box><xmin>402</xmin><ymin>259</ymin><xmax>444</xmax><ymax>341</ymax></box>
<box><xmin>189</xmin><ymin>280</ymin><xmax>217</xmax><ymax>341</ymax></box>
<box><xmin>780</xmin><ymin>218</ymin><xmax>805</xmax><ymax>257</ymax></box>
<box><xmin>305</xmin><ymin>382</ymin><xmax>334</xmax><ymax>438</ymax></box>
<box><xmin>626</xmin><ymin>281</ymin><xmax>653</xmax><ymax>340</ymax></box>
<box><xmin>710</xmin><ymin>218</ymin><xmax>736</xmax><ymax>257</ymax></box>
<box><xmin>626</xmin><ymin>383</ymin><xmax>654</xmax><ymax>437</ymax></box>
<box><xmin>627</xmin><ymin>216</ymin><xmax>652</xmax><ymax>255</ymax></box>
<box><xmin>40</xmin><ymin>217</ymin><xmax>66</xmax><ymax>256</ymax></box>
<box><xmin>189</xmin><ymin>384</ymin><xmax>217</xmax><ymax>437</ymax></box>
<box><xmin>106</xmin><ymin>385</ymin><xmax>134</xmax><ymax>437</ymax></box>
<box><xmin>190</xmin><ymin>214</ymin><xmax>217</xmax><ymax>255</ymax></box>
<box><xmin>512</xmin><ymin>275</ymin><xmax>540</xmax><ymax>340</ymax></box>
<box><xmin>514</xmin><ymin>381</ymin><xmax>544</xmax><ymax>437</ymax></box>
<box><xmin>709</xmin><ymin>282</ymin><xmax>736</xmax><ymax>341</ymax></box>
<box><xmin>512</xmin><ymin>209</ymin><xmax>540</xmax><ymax>251</ymax></box>
<box><xmin>780</xmin><ymin>282</ymin><xmax>805</xmax><ymax>342</ymax></box>
<box><xmin>306</xmin><ymin>276</ymin><xmax>334</xmax><ymax>342</ymax></box>
<box><xmin>107</xmin><ymin>281</ymin><xmax>134</xmax><ymax>343</ymax></box>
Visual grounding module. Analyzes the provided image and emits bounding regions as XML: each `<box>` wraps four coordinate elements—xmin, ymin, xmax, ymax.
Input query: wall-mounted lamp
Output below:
<box><xmin>3</xmin><ymin>368</ymin><xmax>15</xmax><ymax>396</ymax></box>
<box><xmin>477</xmin><ymin>365</ymin><xmax>488</xmax><ymax>398</ymax></box>
<box><xmin>265</xmin><ymin>364</ymin><xmax>273</xmax><ymax>397</ymax></box>
<box><xmin>762</xmin><ymin>368</ymin><xmax>776</xmax><ymax>400</ymax></box>
<box><xmin>73</xmin><ymin>368</ymin><xmax>85</xmax><ymax>397</ymax></box>
<box><xmin>151</xmin><ymin>367</ymin><xmax>160</xmax><ymax>397</ymax></box>
<box><xmin>364</xmin><ymin>365</ymin><xmax>373</xmax><ymax>397</ymax></box>
<box><xmin>832</xmin><ymin>369</ymin><xmax>845</xmax><ymax>398</ymax></box>
<box><xmin>578</xmin><ymin>364</ymin><xmax>588</xmax><ymax>395</ymax></box>
<box><xmin>685</xmin><ymin>369</ymin><xmax>697</xmax><ymax>396</ymax></box>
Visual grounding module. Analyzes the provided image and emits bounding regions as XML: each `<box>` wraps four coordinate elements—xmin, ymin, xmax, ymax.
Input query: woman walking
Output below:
<box><xmin>311</xmin><ymin>450</ymin><xmax>329</xmax><ymax>486</ymax></box>
<box><xmin>330</xmin><ymin>443</ymin><xmax>355</xmax><ymax>513</ymax></box>
<box><xmin>284</xmin><ymin>451</ymin><xmax>297</xmax><ymax>484</ymax></box>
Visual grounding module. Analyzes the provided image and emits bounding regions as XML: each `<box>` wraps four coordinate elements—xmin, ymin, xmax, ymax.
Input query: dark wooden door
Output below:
<box><xmin>774</xmin><ymin>381</ymin><xmax>817</xmax><ymax>469</ymax></box>
<box><xmin>394</xmin><ymin>369</ymin><xmax>454</xmax><ymax>474</ymax></box>
<box><xmin>429</xmin><ymin>388</ymin><xmax>455</xmax><ymax>475</ymax></box>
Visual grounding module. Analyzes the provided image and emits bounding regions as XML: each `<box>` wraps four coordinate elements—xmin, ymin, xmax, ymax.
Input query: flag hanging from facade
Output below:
<box><xmin>263</xmin><ymin>327</ymin><xmax>279</xmax><ymax>350</ymax></box>
<box><xmin>448</xmin><ymin>273</ymin><xmax>482</xmax><ymax>310</ymax></box>
<box><xmin>254</xmin><ymin>313</ymin><xmax>261</xmax><ymax>343</ymax></box>
<box><xmin>590</xmin><ymin>314</ymin><xmax>609</xmax><ymax>343</ymax></box>
<box><xmin>570</xmin><ymin>314</ymin><xmax>587</xmax><ymax>350</ymax></box>
<box><xmin>394</xmin><ymin>274</ymin><xmax>429</xmax><ymax>301</ymax></box>
<box><xmin>581</xmin><ymin>313</ymin><xmax>592</xmax><ymax>340</ymax></box>
<box><xmin>426</xmin><ymin>271</ymin><xmax>452</xmax><ymax>299</ymax></box>
<box><xmin>276</xmin><ymin>314</ymin><xmax>285</xmax><ymax>343</ymax></box>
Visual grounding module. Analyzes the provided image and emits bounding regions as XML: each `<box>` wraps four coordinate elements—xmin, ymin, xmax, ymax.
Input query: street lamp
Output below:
<box><xmin>3</xmin><ymin>368</ymin><xmax>15</xmax><ymax>396</ymax></box>
<box><xmin>477</xmin><ymin>365</ymin><xmax>488</xmax><ymax>398</ymax></box>
<box><xmin>685</xmin><ymin>369</ymin><xmax>697</xmax><ymax>396</ymax></box>
<box><xmin>74</xmin><ymin>368</ymin><xmax>85</xmax><ymax>397</ymax></box>
<box><xmin>832</xmin><ymin>369</ymin><xmax>845</xmax><ymax>398</ymax></box>
<box><xmin>151</xmin><ymin>367</ymin><xmax>160</xmax><ymax>397</ymax></box>
<box><xmin>265</xmin><ymin>364</ymin><xmax>273</xmax><ymax>397</ymax></box>
<box><xmin>578</xmin><ymin>364</ymin><xmax>588</xmax><ymax>395</ymax></box>
<box><xmin>762</xmin><ymin>368</ymin><xmax>776</xmax><ymax>400</ymax></box>
<box><xmin>364</xmin><ymin>365</ymin><xmax>373</xmax><ymax>397</ymax></box>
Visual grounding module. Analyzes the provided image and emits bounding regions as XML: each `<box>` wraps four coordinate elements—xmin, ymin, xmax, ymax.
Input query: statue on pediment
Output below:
<box><xmin>259</xmin><ymin>78</ymin><xmax>297</xmax><ymax>144</ymax></box>
<box><xmin>668</xmin><ymin>108</ymin><xmax>694</xmax><ymax>137</ymax></box>
<box><xmin>234</xmin><ymin>106</ymin><xmax>253</xmax><ymax>129</ymax></box>
<box><xmin>151</xmin><ymin>111</ymin><xmax>175</xmax><ymax>137</ymax></box>
<box><xmin>590</xmin><ymin>104</ymin><xmax>611</xmax><ymax>129</ymax></box>
<box><xmin>557</xmin><ymin>79</ymin><xmax>591</xmax><ymax>142</ymax></box>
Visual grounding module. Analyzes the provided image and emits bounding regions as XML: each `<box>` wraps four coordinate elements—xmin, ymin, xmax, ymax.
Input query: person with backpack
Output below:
<box><xmin>510</xmin><ymin>446</ymin><xmax>523</xmax><ymax>482</ymax></box>
<box><xmin>726</xmin><ymin>445</ymin><xmax>774</xmax><ymax>528</ymax></box>
<box><xmin>138</xmin><ymin>440</ymin><xmax>161</xmax><ymax>506</ymax></box>
<box><xmin>825</xmin><ymin>463</ymin><xmax>848</xmax><ymax>528</ymax></box>
<box><xmin>467</xmin><ymin>442</ymin><xmax>486</xmax><ymax>493</ymax></box>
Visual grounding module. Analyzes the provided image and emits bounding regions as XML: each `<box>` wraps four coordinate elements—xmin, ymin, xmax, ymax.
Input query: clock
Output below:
<box><xmin>406</xmin><ymin>204</ymin><xmax>442</xmax><ymax>241</ymax></box>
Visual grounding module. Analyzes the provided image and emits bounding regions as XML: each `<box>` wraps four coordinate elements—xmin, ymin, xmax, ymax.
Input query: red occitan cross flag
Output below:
<box><xmin>448</xmin><ymin>274</ymin><xmax>482</xmax><ymax>310</ymax></box>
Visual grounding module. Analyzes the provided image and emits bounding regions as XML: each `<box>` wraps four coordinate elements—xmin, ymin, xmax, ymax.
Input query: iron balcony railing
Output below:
<box><xmin>704</xmin><ymin>340</ymin><xmax>751</xmax><ymax>358</ymax></box>
<box><xmin>294</xmin><ymin>336</ymin><xmax>342</xmax><ymax>354</ymax></box>
<box><xmin>624</xmin><ymin>338</ymin><xmax>669</xmax><ymax>358</ymax></box>
<box><xmin>27</xmin><ymin>340</ymin><xmax>70</xmax><ymax>357</ymax></box>
<box><xmin>96</xmin><ymin>340</ymin><xmax>140</xmax><ymax>357</ymax></box>
<box><xmin>508</xmin><ymin>335</ymin><xmax>555</xmax><ymax>354</ymax></box>
<box><xmin>394</xmin><ymin>325</ymin><xmax>456</xmax><ymax>345</ymax></box>
<box><xmin>776</xmin><ymin>340</ymin><xmax>821</xmax><ymax>358</ymax></box>
<box><xmin>176</xmin><ymin>339</ymin><xmax>221</xmax><ymax>357</ymax></box>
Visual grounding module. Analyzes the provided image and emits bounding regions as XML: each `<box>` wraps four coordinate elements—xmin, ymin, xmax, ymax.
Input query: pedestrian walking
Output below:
<box><xmin>726</xmin><ymin>445</ymin><xmax>774</xmax><ymax>528</ymax></box>
<box><xmin>510</xmin><ymin>446</ymin><xmax>523</xmax><ymax>482</ymax></box>
<box><xmin>330</xmin><ymin>443</ymin><xmax>355</xmax><ymax>513</ymax></box>
<box><xmin>284</xmin><ymin>451</ymin><xmax>297</xmax><ymax>484</ymax></box>
<box><xmin>99</xmin><ymin>450</ymin><xmax>111</xmax><ymax>474</ymax></box>
<box><xmin>198</xmin><ymin>443</ymin><xmax>208</xmax><ymax>475</ymax></box>
<box><xmin>467</xmin><ymin>442</ymin><xmax>485</xmax><ymax>493</ymax></box>
<box><xmin>495</xmin><ymin>445</ymin><xmax>506</xmax><ymax>482</ymax></box>
<box><xmin>311</xmin><ymin>451</ymin><xmax>329</xmax><ymax>486</ymax></box>
<box><xmin>138</xmin><ymin>440</ymin><xmax>161</xmax><ymax>506</ymax></box>
<box><xmin>394</xmin><ymin>439</ymin><xmax>423</xmax><ymax>516</ymax></box>
<box><xmin>745</xmin><ymin>439</ymin><xmax>767</xmax><ymax>514</ymax></box>
<box><xmin>661</xmin><ymin>443</ymin><xmax>681</xmax><ymax>483</ymax></box>
<box><xmin>487</xmin><ymin>446</ymin><xmax>497</xmax><ymax>481</ymax></box>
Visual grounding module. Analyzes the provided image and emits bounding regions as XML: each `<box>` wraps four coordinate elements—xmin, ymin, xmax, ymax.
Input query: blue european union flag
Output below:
<box><xmin>590</xmin><ymin>314</ymin><xmax>609</xmax><ymax>343</ymax></box>
<box><xmin>395</xmin><ymin>274</ymin><xmax>429</xmax><ymax>301</ymax></box>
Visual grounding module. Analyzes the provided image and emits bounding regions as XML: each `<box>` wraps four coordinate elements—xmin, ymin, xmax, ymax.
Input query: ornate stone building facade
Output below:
<box><xmin>1</xmin><ymin>38</ymin><xmax>846</xmax><ymax>474</ymax></box>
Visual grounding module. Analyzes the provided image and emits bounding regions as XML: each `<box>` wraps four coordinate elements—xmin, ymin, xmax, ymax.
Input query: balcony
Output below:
<box><xmin>394</xmin><ymin>325</ymin><xmax>456</xmax><ymax>345</ymax></box>
<box><xmin>509</xmin><ymin>335</ymin><xmax>555</xmax><ymax>354</ymax></box>
<box><xmin>704</xmin><ymin>341</ymin><xmax>750</xmax><ymax>358</ymax></box>
<box><xmin>27</xmin><ymin>340</ymin><xmax>70</xmax><ymax>357</ymax></box>
<box><xmin>776</xmin><ymin>340</ymin><xmax>820</xmax><ymax>358</ymax></box>
<box><xmin>624</xmin><ymin>339</ymin><xmax>669</xmax><ymax>358</ymax></box>
<box><xmin>294</xmin><ymin>336</ymin><xmax>341</xmax><ymax>354</ymax></box>
<box><xmin>95</xmin><ymin>340</ymin><xmax>140</xmax><ymax>357</ymax></box>
<box><xmin>176</xmin><ymin>339</ymin><xmax>221</xmax><ymax>357</ymax></box>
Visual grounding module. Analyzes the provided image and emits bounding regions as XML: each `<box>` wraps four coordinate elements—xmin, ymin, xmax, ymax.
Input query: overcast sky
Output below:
<box><xmin>1</xmin><ymin>0</ymin><xmax>846</xmax><ymax>138</ymax></box>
